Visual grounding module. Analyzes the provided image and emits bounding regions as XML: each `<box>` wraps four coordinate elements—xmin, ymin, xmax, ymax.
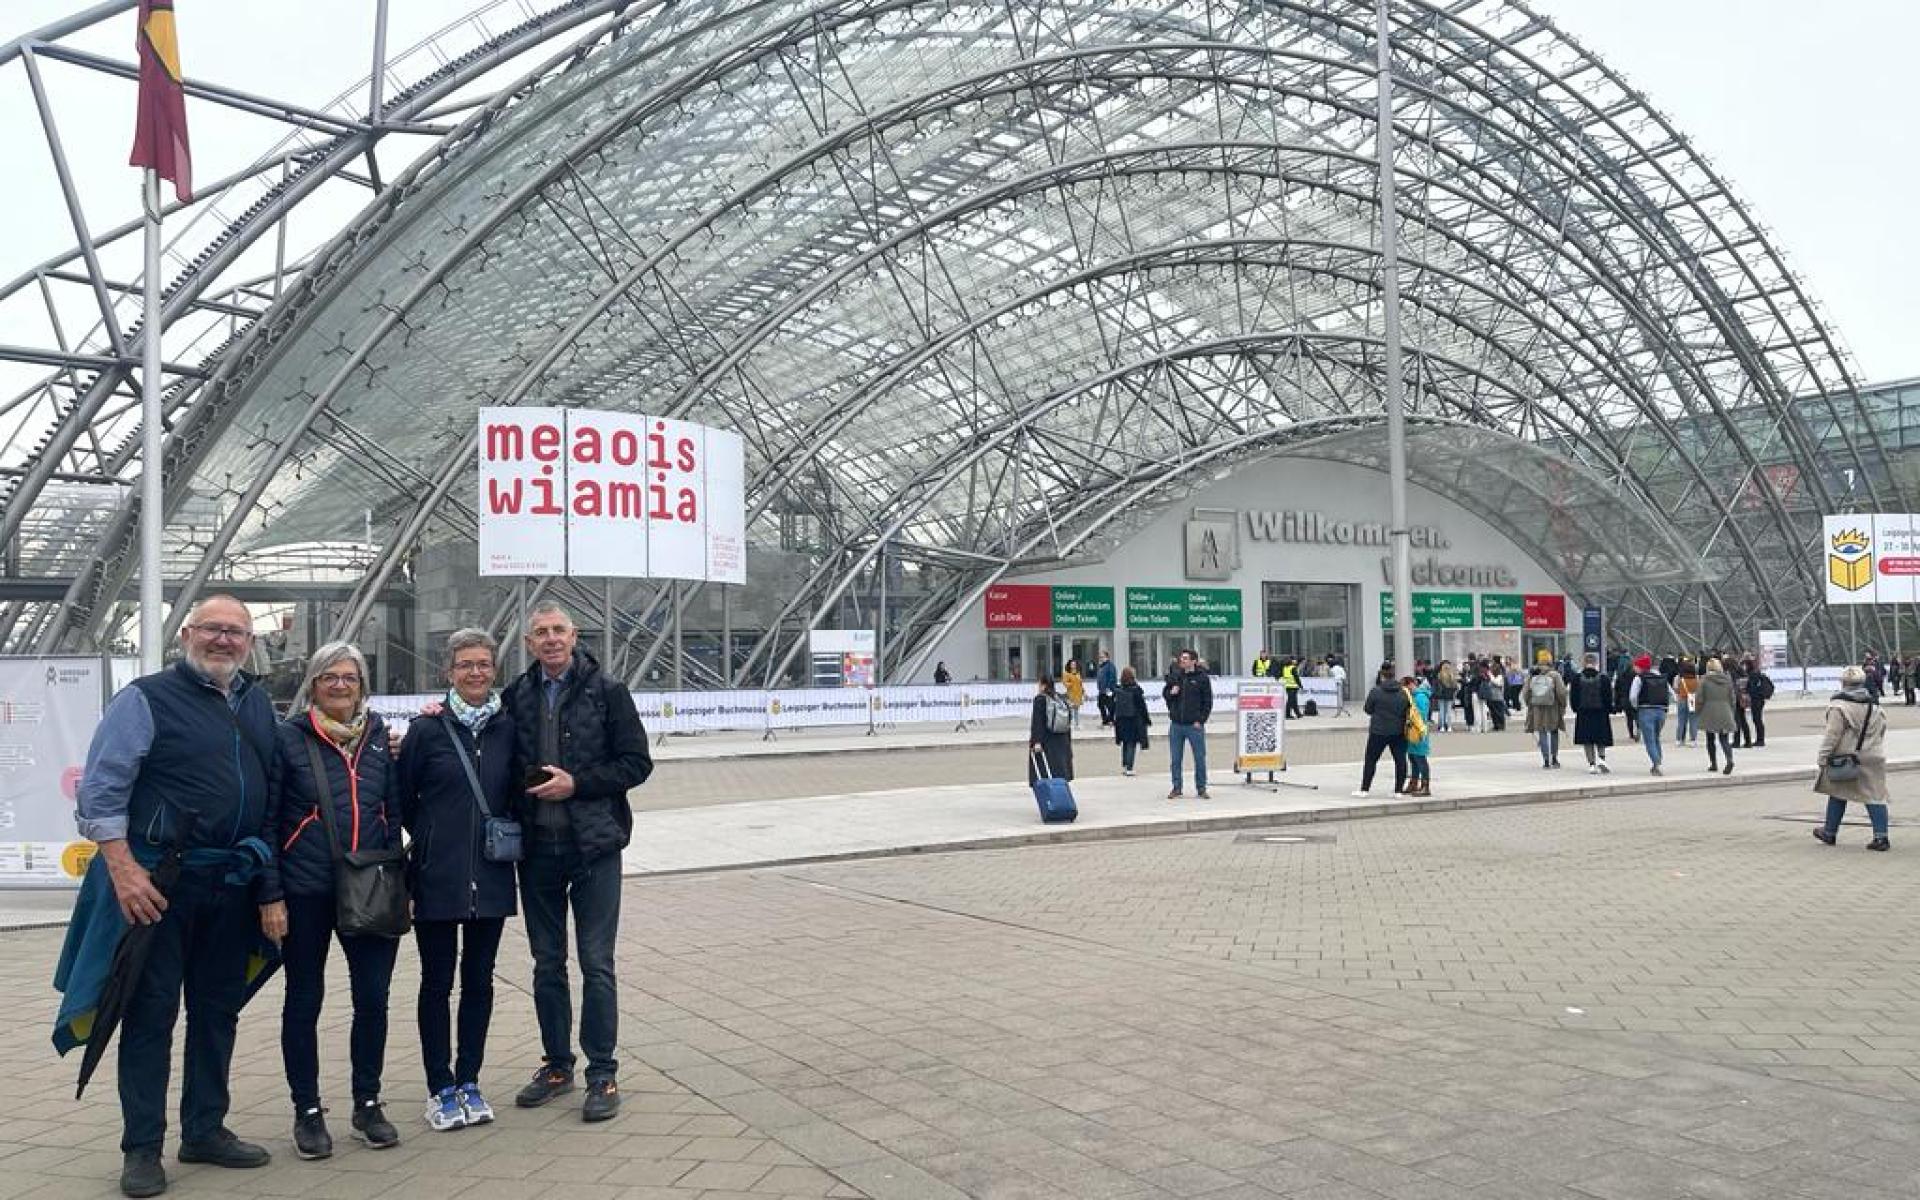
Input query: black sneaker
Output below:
<box><xmin>120</xmin><ymin>1150</ymin><xmax>166</xmax><ymax>1197</ymax></box>
<box><xmin>176</xmin><ymin>1128</ymin><xmax>269</xmax><ymax>1168</ymax></box>
<box><xmin>515</xmin><ymin>1065</ymin><xmax>575</xmax><ymax>1108</ymax></box>
<box><xmin>582</xmin><ymin>1079</ymin><xmax>621</xmax><ymax>1123</ymax></box>
<box><xmin>1813</xmin><ymin>827</ymin><xmax>1837</xmax><ymax>846</ymax></box>
<box><xmin>1868</xmin><ymin>836</ymin><xmax>1891</xmax><ymax>852</ymax></box>
<box><xmin>292</xmin><ymin>1107</ymin><xmax>332</xmax><ymax>1160</ymax></box>
<box><xmin>350</xmin><ymin>1100</ymin><xmax>399</xmax><ymax>1149</ymax></box>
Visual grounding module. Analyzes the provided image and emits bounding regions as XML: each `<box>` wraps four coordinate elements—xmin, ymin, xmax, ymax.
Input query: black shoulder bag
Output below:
<box><xmin>442</xmin><ymin>716</ymin><xmax>523</xmax><ymax>863</ymax></box>
<box><xmin>1824</xmin><ymin>703</ymin><xmax>1874</xmax><ymax>783</ymax></box>
<box><xmin>303</xmin><ymin>736</ymin><xmax>410</xmax><ymax>938</ymax></box>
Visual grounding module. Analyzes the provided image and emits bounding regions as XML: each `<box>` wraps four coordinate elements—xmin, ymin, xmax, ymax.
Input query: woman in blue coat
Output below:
<box><xmin>395</xmin><ymin>628</ymin><xmax>522</xmax><ymax>1132</ymax></box>
<box><xmin>259</xmin><ymin>641</ymin><xmax>402</xmax><ymax>1159</ymax></box>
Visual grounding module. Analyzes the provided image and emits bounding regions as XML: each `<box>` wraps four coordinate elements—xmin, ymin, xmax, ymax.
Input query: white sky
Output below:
<box><xmin>1</xmin><ymin>0</ymin><xmax>1914</xmax><ymax>388</ymax></box>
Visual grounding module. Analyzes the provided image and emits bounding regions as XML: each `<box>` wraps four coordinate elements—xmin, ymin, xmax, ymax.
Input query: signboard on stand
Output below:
<box><xmin>1234</xmin><ymin>681</ymin><xmax>1285</xmax><ymax>774</ymax></box>
<box><xmin>1756</xmin><ymin>629</ymin><xmax>1789</xmax><ymax>669</ymax></box>
<box><xmin>0</xmin><ymin>656</ymin><xmax>104</xmax><ymax>887</ymax></box>
<box><xmin>807</xmin><ymin>630</ymin><xmax>876</xmax><ymax>688</ymax></box>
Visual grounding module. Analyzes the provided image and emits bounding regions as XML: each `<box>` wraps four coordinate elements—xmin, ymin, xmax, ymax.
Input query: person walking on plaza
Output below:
<box><xmin>1279</xmin><ymin>656</ymin><xmax>1302</xmax><ymax>718</ymax></box>
<box><xmin>1571</xmin><ymin>654</ymin><xmax>1614</xmax><ymax>773</ymax></box>
<box><xmin>396</xmin><ymin>629</ymin><xmax>521</xmax><ymax>1133</ymax></box>
<box><xmin>1432</xmin><ymin>660</ymin><xmax>1456</xmax><ymax>732</ymax></box>
<box><xmin>1095</xmin><ymin>648</ymin><xmax>1118</xmax><ymax>726</ymax></box>
<box><xmin>1062</xmin><ymin>660</ymin><xmax>1086</xmax><ymax>730</ymax></box>
<box><xmin>1746</xmin><ymin>660</ymin><xmax>1773</xmax><ymax>746</ymax></box>
<box><xmin>1673</xmin><ymin>662</ymin><xmax>1701</xmax><ymax>746</ymax></box>
<box><xmin>1812</xmin><ymin>665</ymin><xmax>1890</xmax><ymax>850</ymax></box>
<box><xmin>506</xmin><ymin>603</ymin><xmax>653</xmax><ymax>1122</ymax></box>
<box><xmin>1028</xmin><ymin>672</ymin><xmax>1076</xmax><ymax>786</ymax></box>
<box><xmin>1328</xmin><ymin>655</ymin><xmax>1347</xmax><ymax>704</ymax></box>
<box><xmin>66</xmin><ymin>596</ymin><xmax>279</xmax><ymax>1197</ymax></box>
<box><xmin>1459</xmin><ymin>657</ymin><xmax>1477</xmax><ymax>730</ymax></box>
<box><xmin>1481</xmin><ymin>662</ymin><xmax>1508</xmax><ymax>732</ymax></box>
<box><xmin>1613</xmin><ymin>655</ymin><xmax>1639</xmax><ymax>742</ymax></box>
<box><xmin>1730</xmin><ymin>660</ymin><xmax>1754</xmax><ymax>748</ymax></box>
<box><xmin>1504</xmin><ymin>660</ymin><xmax>1524</xmax><ymax>713</ymax></box>
<box><xmin>1628</xmin><ymin>654</ymin><xmax>1671</xmax><ymax>775</ymax></box>
<box><xmin>1355</xmin><ymin>664</ymin><xmax>1411</xmax><ymax>797</ymax></box>
<box><xmin>1162</xmin><ymin>649</ymin><xmax>1213</xmax><ymax>799</ymax></box>
<box><xmin>1111</xmin><ymin>666</ymin><xmax>1150</xmax><ymax>777</ymax></box>
<box><xmin>1697</xmin><ymin>658</ymin><xmax>1737</xmax><ymax>775</ymax></box>
<box><xmin>1404</xmin><ymin>674</ymin><xmax>1432</xmax><ymax>796</ymax></box>
<box><xmin>1524</xmin><ymin>652</ymin><xmax>1569</xmax><ymax>769</ymax></box>
<box><xmin>264</xmin><ymin>641</ymin><xmax>403</xmax><ymax>1159</ymax></box>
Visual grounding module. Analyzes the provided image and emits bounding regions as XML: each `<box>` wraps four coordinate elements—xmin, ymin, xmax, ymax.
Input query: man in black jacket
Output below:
<box><xmin>1161</xmin><ymin>649</ymin><xmax>1213</xmax><ymax>799</ymax></box>
<box><xmin>504</xmin><ymin>603</ymin><xmax>653</xmax><ymax>1122</ymax></box>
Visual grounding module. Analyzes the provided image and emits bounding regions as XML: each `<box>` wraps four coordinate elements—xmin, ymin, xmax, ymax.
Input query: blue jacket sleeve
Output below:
<box><xmin>75</xmin><ymin>686</ymin><xmax>155</xmax><ymax>843</ymax></box>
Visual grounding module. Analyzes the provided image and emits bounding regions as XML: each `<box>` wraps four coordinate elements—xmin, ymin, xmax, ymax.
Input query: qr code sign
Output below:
<box><xmin>1243</xmin><ymin>711</ymin><xmax>1278</xmax><ymax>754</ymax></box>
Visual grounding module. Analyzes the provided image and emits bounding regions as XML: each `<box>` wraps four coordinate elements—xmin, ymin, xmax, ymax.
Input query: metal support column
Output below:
<box><xmin>1374</xmin><ymin>0</ymin><xmax>1413</xmax><ymax>679</ymax></box>
<box><xmin>139</xmin><ymin>169</ymin><xmax>163</xmax><ymax>671</ymax></box>
<box><xmin>672</xmin><ymin>581</ymin><xmax>684</xmax><ymax>689</ymax></box>
<box><xmin>602</xmin><ymin>578</ymin><xmax>614</xmax><ymax>669</ymax></box>
<box><xmin>720</xmin><ymin>583</ymin><xmax>732</xmax><ymax>687</ymax></box>
<box><xmin>876</xmin><ymin>541</ymin><xmax>888</xmax><ymax>686</ymax></box>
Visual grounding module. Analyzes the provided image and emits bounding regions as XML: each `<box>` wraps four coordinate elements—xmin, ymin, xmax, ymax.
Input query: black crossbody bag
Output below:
<box><xmin>303</xmin><ymin>736</ymin><xmax>410</xmax><ymax>938</ymax></box>
<box><xmin>1824</xmin><ymin>703</ymin><xmax>1875</xmax><ymax>783</ymax></box>
<box><xmin>442</xmin><ymin>715</ymin><xmax>523</xmax><ymax>863</ymax></box>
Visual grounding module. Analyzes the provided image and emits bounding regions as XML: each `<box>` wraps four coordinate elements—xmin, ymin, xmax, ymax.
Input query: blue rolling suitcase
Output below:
<box><xmin>1030</xmin><ymin>751</ymin><xmax>1078</xmax><ymax>824</ymax></box>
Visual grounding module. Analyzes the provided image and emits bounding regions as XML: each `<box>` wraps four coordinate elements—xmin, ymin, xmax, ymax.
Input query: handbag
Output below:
<box><xmin>1402</xmin><ymin>689</ymin><xmax>1427</xmax><ymax>743</ymax></box>
<box><xmin>442</xmin><ymin>715</ymin><xmax>524</xmax><ymax>863</ymax></box>
<box><xmin>1824</xmin><ymin>704</ymin><xmax>1874</xmax><ymax>783</ymax></box>
<box><xmin>304</xmin><ymin>736</ymin><xmax>410</xmax><ymax>938</ymax></box>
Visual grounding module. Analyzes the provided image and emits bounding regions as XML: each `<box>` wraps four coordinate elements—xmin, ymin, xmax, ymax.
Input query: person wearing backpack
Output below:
<box><xmin>1111</xmin><ymin>666</ymin><xmax>1150</xmax><ymax>776</ymax></box>
<box><xmin>1161</xmin><ymin>650</ymin><xmax>1213</xmax><ymax>799</ymax></box>
<box><xmin>1746</xmin><ymin>663</ymin><xmax>1774</xmax><ymax>746</ymax></box>
<box><xmin>1627</xmin><ymin>654</ymin><xmax>1671</xmax><ymax>774</ymax></box>
<box><xmin>1571</xmin><ymin>654</ymin><xmax>1614</xmax><ymax>773</ymax></box>
<box><xmin>1524</xmin><ymin>651</ymin><xmax>1569</xmax><ymax>769</ymax></box>
<box><xmin>1027</xmin><ymin>672</ymin><xmax>1076</xmax><ymax>790</ymax></box>
<box><xmin>1404</xmin><ymin>675</ymin><xmax>1433</xmax><ymax>796</ymax></box>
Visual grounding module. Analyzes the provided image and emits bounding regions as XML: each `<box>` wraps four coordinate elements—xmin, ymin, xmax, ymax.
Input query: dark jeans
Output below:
<box><xmin>1733</xmin><ymin>706</ymin><xmax>1752</xmax><ymax>747</ymax></box>
<box><xmin>1360</xmin><ymin>733</ymin><xmax>1408</xmax><ymax>793</ymax></box>
<box><xmin>521</xmin><ymin>841</ymin><xmax>622</xmax><ymax>1082</ymax></box>
<box><xmin>118</xmin><ymin>866</ymin><xmax>255</xmax><ymax>1154</ymax></box>
<box><xmin>1750</xmin><ymin>698</ymin><xmax>1766</xmax><ymax>744</ymax></box>
<box><xmin>1284</xmin><ymin>687</ymin><xmax>1301</xmax><ymax>719</ymax></box>
<box><xmin>1096</xmin><ymin>691</ymin><xmax>1114</xmax><ymax>725</ymax></box>
<box><xmin>1408</xmin><ymin>754</ymin><xmax>1430</xmax><ymax>783</ymax></box>
<box><xmin>1706</xmin><ymin>730</ymin><xmax>1733</xmax><ymax>765</ymax></box>
<box><xmin>415</xmin><ymin>918</ymin><xmax>506</xmax><ymax>1094</ymax></box>
<box><xmin>1825</xmin><ymin>796</ymin><xmax>1889</xmax><ymax>836</ymax></box>
<box><xmin>1120</xmin><ymin>739</ymin><xmax>1138</xmax><ymax>771</ymax></box>
<box><xmin>281</xmin><ymin>890</ymin><xmax>398</xmax><ymax>1110</ymax></box>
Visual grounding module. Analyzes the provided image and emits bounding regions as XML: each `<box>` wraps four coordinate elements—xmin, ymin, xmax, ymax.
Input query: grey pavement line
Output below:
<box><xmin>622</xmin><ymin>758</ymin><xmax>1920</xmax><ymax>880</ymax></box>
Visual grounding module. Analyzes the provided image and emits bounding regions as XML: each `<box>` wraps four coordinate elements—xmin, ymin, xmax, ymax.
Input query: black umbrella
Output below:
<box><xmin>74</xmin><ymin>841</ymin><xmax>185</xmax><ymax>1100</ymax></box>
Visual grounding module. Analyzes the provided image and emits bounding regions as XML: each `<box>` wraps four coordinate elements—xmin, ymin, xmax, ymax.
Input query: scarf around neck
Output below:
<box><xmin>448</xmin><ymin>689</ymin><xmax>501</xmax><ymax>733</ymax></box>
<box><xmin>312</xmin><ymin>706</ymin><xmax>368</xmax><ymax>753</ymax></box>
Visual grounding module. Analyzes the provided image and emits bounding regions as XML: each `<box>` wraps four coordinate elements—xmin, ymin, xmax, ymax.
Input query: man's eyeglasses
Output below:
<box><xmin>314</xmin><ymin>672</ymin><xmax>362</xmax><ymax>688</ymax></box>
<box><xmin>187</xmin><ymin>624</ymin><xmax>252</xmax><ymax>642</ymax></box>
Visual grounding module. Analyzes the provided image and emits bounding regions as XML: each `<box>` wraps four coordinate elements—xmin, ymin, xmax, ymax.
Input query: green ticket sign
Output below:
<box><xmin>1049</xmin><ymin>586</ymin><xmax>1114</xmax><ymax>629</ymax></box>
<box><xmin>1479</xmin><ymin>594</ymin><xmax>1524</xmax><ymax>627</ymax></box>
<box><xmin>1379</xmin><ymin>591</ymin><xmax>1474</xmax><ymax>629</ymax></box>
<box><xmin>1126</xmin><ymin>587</ymin><xmax>1243</xmax><ymax>629</ymax></box>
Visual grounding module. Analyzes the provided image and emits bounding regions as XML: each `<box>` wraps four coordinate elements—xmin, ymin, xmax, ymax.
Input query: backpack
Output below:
<box><xmin>1755</xmin><ymin>673</ymin><xmax>1775</xmax><ymax>700</ymax></box>
<box><xmin>1637</xmin><ymin>672</ymin><xmax>1670</xmax><ymax>708</ymax></box>
<box><xmin>1402</xmin><ymin>690</ymin><xmax>1427</xmax><ymax>743</ymax></box>
<box><xmin>1045</xmin><ymin>695</ymin><xmax>1072</xmax><ymax>735</ymax></box>
<box><xmin>1527</xmin><ymin>671</ymin><xmax>1557</xmax><ymax>705</ymax></box>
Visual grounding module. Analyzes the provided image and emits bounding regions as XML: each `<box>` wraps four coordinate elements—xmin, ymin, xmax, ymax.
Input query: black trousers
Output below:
<box><xmin>415</xmin><ymin>918</ymin><xmax>506</xmax><ymax>1094</ymax></box>
<box><xmin>1733</xmin><ymin>705</ymin><xmax>1752</xmax><ymax>747</ymax></box>
<box><xmin>1749</xmin><ymin>697</ymin><xmax>1767</xmax><ymax>745</ymax></box>
<box><xmin>117</xmin><ymin>866</ymin><xmax>254</xmax><ymax>1154</ymax></box>
<box><xmin>1096</xmin><ymin>691</ymin><xmax>1114</xmax><ymax>725</ymax></box>
<box><xmin>1284</xmin><ymin>687</ymin><xmax>1301</xmax><ymax>719</ymax></box>
<box><xmin>281</xmin><ymin>890</ymin><xmax>399</xmax><ymax>1110</ymax></box>
<box><xmin>1360</xmin><ymin>733</ymin><xmax>1408</xmax><ymax>793</ymax></box>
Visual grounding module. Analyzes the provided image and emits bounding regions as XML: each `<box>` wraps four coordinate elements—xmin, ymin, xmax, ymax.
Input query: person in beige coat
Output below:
<box><xmin>1812</xmin><ymin>665</ymin><xmax>1890</xmax><ymax>851</ymax></box>
<box><xmin>1695</xmin><ymin>658</ymin><xmax>1737</xmax><ymax>775</ymax></box>
<box><xmin>1523</xmin><ymin>656</ymin><xmax>1569</xmax><ymax>769</ymax></box>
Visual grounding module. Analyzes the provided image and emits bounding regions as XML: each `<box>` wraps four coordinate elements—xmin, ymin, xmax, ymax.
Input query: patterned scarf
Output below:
<box><xmin>311</xmin><ymin>706</ymin><xmax>367</xmax><ymax>753</ymax></box>
<box><xmin>448</xmin><ymin>689</ymin><xmax>501</xmax><ymax>734</ymax></box>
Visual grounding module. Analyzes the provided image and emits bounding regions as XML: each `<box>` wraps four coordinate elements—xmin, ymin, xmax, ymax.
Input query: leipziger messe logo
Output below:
<box><xmin>1828</xmin><ymin>527</ymin><xmax>1872</xmax><ymax>591</ymax></box>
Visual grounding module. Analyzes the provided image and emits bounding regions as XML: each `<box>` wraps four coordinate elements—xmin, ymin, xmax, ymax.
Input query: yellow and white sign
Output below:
<box><xmin>1824</xmin><ymin>513</ymin><xmax>1920</xmax><ymax>604</ymax></box>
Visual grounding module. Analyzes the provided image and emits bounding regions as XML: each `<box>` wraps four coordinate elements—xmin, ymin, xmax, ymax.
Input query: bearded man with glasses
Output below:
<box><xmin>68</xmin><ymin>594</ymin><xmax>282</xmax><ymax>1197</ymax></box>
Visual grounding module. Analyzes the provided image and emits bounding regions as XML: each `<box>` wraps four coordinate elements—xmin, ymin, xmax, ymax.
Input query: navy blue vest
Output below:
<box><xmin>126</xmin><ymin>661</ymin><xmax>276</xmax><ymax>850</ymax></box>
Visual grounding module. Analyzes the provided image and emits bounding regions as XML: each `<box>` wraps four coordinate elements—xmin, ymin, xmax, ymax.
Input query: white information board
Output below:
<box><xmin>1235</xmin><ymin>681</ymin><xmax>1285</xmax><ymax>773</ymax></box>
<box><xmin>477</xmin><ymin>407</ymin><xmax>747</xmax><ymax>583</ymax></box>
<box><xmin>0</xmin><ymin>656</ymin><xmax>104</xmax><ymax>887</ymax></box>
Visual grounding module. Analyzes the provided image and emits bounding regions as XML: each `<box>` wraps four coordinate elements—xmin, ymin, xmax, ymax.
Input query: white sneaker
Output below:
<box><xmin>1351</xmin><ymin>789</ymin><xmax>1371</xmax><ymax>798</ymax></box>
<box><xmin>1587</xmin><ymin>765</ymin><xmax>1600</xmax><ymax>775</ymax></box>
<box><xmin>1123</xmin><ymin>768</ymin><xmax>1134</xmax><ymax>777</ymax></box>
<box><xmin>1598</xmin><ymin>760</ymin><xmax>1611</xmax><ymax>774</ymax></box>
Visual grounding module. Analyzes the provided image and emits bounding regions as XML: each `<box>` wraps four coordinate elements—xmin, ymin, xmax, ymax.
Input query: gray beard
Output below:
<box><xmin>184</xmin><ymin>650</ymin><xmax>238</xmax><ymax>689</ymax></box>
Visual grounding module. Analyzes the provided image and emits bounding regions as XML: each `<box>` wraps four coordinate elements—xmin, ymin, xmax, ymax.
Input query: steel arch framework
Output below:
<box><xmin>0</xmin><ymin>0</ymin><xmax>1898</xmax><ymax>674</ymax></box>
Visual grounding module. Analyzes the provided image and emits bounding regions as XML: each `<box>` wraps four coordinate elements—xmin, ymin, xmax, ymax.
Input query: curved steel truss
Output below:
<box><xmin>0</xmin><ymin>0</ymin><xmax>1898</xmax><ymax>675</ymax></box>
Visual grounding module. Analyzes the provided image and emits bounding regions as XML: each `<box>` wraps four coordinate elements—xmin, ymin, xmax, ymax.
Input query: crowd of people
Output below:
<box><xmin>60</xmin><ymin>597</ymin><xmax>652</xmax><ymax>1197</ymax></box>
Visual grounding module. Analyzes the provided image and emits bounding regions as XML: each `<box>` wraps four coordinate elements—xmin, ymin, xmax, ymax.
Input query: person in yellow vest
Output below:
<box><xmin>1280</xmin><ymin>658</ymin><xmax>1302</xmax><ymax>718</ymax></box>
<box><xmin>1251</xmin><ymin>651</ymin><xmax>1274</xmax><ymax>679</ymax></box>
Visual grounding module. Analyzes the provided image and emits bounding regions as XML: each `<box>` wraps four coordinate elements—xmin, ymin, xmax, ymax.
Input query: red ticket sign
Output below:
<box><xmin>1523</xmin><ymin>594</ymin><xmax>1566</xmax><ymax>629</ymax></box>
<box><xmin>1879</xmin><ymin>557</ymin><xmax>1920</xmax><ymax>576</ymax></box>
<box><xmin>985</xmin><ymin>585</ymin><xmax>1051</xmax><ymax>628</ymax></box>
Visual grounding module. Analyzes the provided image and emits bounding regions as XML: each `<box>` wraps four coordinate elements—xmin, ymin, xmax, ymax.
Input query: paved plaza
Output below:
<box><xmin>7</xmin><ymin>757</ymin><xmax>1920</xmax><ymax>1196</ymax></box>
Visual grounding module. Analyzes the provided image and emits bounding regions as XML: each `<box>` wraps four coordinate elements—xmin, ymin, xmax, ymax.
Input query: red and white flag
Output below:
<box><xmin>129</xmin><ymin>0</ymin><xmax>192</xmax><ymax>202</ymax></box>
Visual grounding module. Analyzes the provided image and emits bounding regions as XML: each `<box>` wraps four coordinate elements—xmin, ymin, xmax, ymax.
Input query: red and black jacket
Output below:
<box><xmin>258</xmin><ymin>709</ymin><xmax>399</xmax><ymax>902</ymax></box>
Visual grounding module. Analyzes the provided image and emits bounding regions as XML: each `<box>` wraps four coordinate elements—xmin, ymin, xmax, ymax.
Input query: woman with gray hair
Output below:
<box><xmin>395</xmin><ymin>628</ymin><xmax>522</xmax><ymax>1132</ymax></box>
<box><xmin>1812</xmin><ymin>664</ymin><xmax>1890</xmax><ymax>851</ymax></box>
<box><xmin>259</xmin><ymin>641</ymin><xmax>404</xmax><ymax>1158</ymax></box>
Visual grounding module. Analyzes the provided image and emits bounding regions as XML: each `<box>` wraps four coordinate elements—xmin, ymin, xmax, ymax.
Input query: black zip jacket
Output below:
<box><xmin>396</xmin><ymin>708</ymin><xmax>521</xmax><ymax>922</ymax></box>
<box><xmin>501</xmin><ymin>649</ymin><xmax>653</xmax><ymax>860</ymax></box>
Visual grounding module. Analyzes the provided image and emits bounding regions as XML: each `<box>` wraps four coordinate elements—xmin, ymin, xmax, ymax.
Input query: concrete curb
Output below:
<box><xmin>625</xmin><ymin>757</ymin><xmax>1920</xmax><ymax>880</ymax></box>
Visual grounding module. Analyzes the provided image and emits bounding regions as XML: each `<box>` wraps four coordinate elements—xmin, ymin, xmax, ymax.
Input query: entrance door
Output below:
<box><xmin>1413</xmin><ymin>633</ymin><xmax>1439</xmax><ymax>670</ymax></box>
<box><xmin>1524</xmin><ymin>633</ymin><xmax>1562</xmax><ymax>666</ymax></box>
<box><xmin>1194</xmin><ymin>631</ymin><xmax>1237</xmax><ymax>676</ymax></box>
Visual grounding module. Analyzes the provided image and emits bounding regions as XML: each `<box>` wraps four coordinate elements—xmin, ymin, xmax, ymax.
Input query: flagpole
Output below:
<box><xmin>140</xmin><ymin>166</ymin><xmax>163</xmax><ymax>672</ymax></box>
